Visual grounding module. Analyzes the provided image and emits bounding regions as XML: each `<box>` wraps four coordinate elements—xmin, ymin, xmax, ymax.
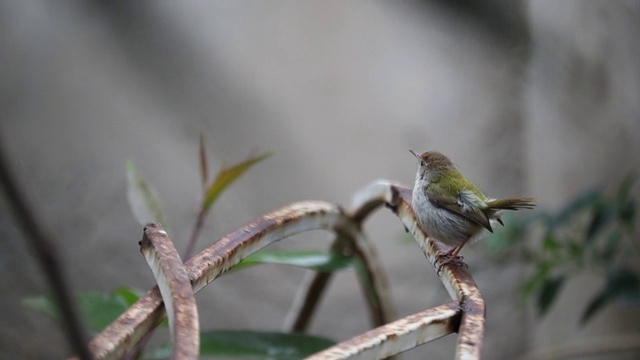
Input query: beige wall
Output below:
<box><xmin>527</xmin><ymin>0</ymin><xmax>640</xmax><ymax>357</ymax></box>
<box><xmin>1</xmin><ymin>1</ymin><xmax>638</xmax><ymax>359</ymax></box>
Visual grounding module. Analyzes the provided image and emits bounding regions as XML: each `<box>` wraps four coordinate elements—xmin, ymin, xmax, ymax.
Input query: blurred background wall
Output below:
<box><xmin>1</xmin><ymin>0</ymin><xmax>638</xmax><ymax>359</ymax></box>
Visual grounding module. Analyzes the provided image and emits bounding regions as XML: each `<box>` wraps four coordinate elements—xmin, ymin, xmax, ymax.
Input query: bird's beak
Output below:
<box><xmin>409</xmin><ymin>150</ymin><xmax>420</xmax><ymax>160</ymax></box>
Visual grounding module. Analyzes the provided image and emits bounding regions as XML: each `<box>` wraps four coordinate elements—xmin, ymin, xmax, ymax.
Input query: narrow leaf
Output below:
<box><xmin>22</xmin><ymin>295</ymin><xmax>60</xmax><ymax>320</ymax></box>
<box><xmin>202</xmin><ymin>151</ymin><xmax>272</xmax><ymax>211</ymax></box>
<box><xmin>148</xmin><ymin>330</ymin><xmax>335</xmax><ymax>359</ymax></box>
<box><xmin>567</xmin><ymin>241</ymin><xmax>584</xmax><ymax>262</ymax></box>
<box><xmin>542</xmin><ymin>234</ymin><xmax>560</xmax><ymax>253</ymax></box>
<box><xmin>126</xmin><ymin>161</ymin><xmax>167</xmax><ymax>227</ymax></box>
<box><xmin>536</xmin><ymin>275</ymin><xmax>565</xmax><ymax>316</ymax></box>
<box><xmin>352</xmin><ymin>256</ymin><xmax>384</xmax><ymax>314</ymax></box>
<box><xmin>522</xmin><ymin>262</ymin><xmax>552</xmax><ymax>299</ymax></box>
<box><xmin>199</xmin><ymin>133</ymin><xmax>209</xmax><ymax>188</ymax></box>
<box><xmin>581</xmin><ymin>268</ymin><xmax>640</xmax><ymax>325</ymax></box>
<box><xmin>112</xmin><ymin>287</ymin><xmax>143</xmax><ymax>307</ymax></box>
<box><xmin>616</xmin><ymin>173</ymin><xmax>637</xmax><ymax>205</ymax></box>
<box><xmin>548</xmin><ymin>188</ymin><xmax>601</xmax><ymax>231</ymax></box>
<box><xmin>234</xmin><ymin>250</ymin><xmax>355</xmax><ymax>272</ymax></box>
<box><xmin>76</xmin><ymin>292</ymin><xmax>130</xmax><ymax>333</ymax></box>
<box><xmin>618</xmin><ymin>198</ymin><xmax>636</xmax><ymax>230</ymax></box>
<box><xmin>600</xmin><ymin>230</ymin><xmax>622</xmax><ymax>262</ymax></box>
<box><xmin>23</xmin><ymin>290</ymin><xmax>136</xmax><ymax>334</ymax></box>
<box><xmin>585</xmin><ymin>202</ymin><xmax>615</xmax><ymax>244</ymax></box>
<box><xmin>581</xmin><ymin>291</ymin><xmax>608</xmax><ymax>326</ymax></box>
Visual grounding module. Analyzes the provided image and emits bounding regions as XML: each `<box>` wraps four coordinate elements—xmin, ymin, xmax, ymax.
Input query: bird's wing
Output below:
<box><xmin>428</xmin><ymin>188</ymin><xmax>493</xmax><ymax>232</ymax></box>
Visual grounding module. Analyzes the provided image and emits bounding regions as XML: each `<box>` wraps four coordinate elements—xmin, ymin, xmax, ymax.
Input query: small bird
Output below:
<box><xmin>409</xmin><ymin>150</ymin><xmax>535</xmax><ymax>267</ymax></box>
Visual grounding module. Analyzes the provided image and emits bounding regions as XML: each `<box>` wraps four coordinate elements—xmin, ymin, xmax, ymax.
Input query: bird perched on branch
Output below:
<box><xmin>409</xmin><ymin>150</ymin><xmax>535</xmax><ymax>268</ymax></box>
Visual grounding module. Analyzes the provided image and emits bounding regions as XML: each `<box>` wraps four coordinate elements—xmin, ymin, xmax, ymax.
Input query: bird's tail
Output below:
<box><xmin>487</xmin><ymin>197</ymin><xmax>536</xmax><ymax>211</ymax></box>
<box><xmin>486</xmin><ymin>197</ymin><xmax>536</xmax><ymax>226</ymax></box>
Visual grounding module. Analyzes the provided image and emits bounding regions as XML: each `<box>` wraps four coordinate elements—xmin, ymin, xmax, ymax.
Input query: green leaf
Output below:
<box><xmin>616</xmin><ymin>173</ymin><xmax>637</xmax><ymax>205</ymax></box>
<box><xmin>235</xmin><ymin>251</ymin><xmax>356</xmax><ymax>272</ymax></box>
<box><xmin>618</xmin><ymin>198</ymin><xmax>636</xmax><ymax>230</ymax></box>
<box><xmin>126</xmin><ymin>161</ymin><xmax>167</xmax><ymax>227</ymax></box>
<box><xmin>199</xmin><ymin>133</ymin><xmax>209</xmax><ymax>188</ymax></box>
<box><xmin>352</xmin><ymin>256</ymin><xmax>384</xmax><ymax>314</ymax></box>
<box><xmin>112</xmin><ymin>287</ymin><xmax>143</xmax><ymax>307</ymax></box>
<box><xmin>600</xmin><ymin>230</ymin><xmax>622</xmax><ymax>262</ymax></box>
<box><xmin>536</xmin><ymin>275</ymin><xmax>565</xmax><ymax>316</ymax></box>
<box><xmin>616</xmin><ymin>174</ymin><xmax>637</xmax><ymax>230</ymax></box>
<box><xmin>23</xmin><ymin>288</ymin><xmax>143</xmax><ymax>334</ymax></box>
<box><xmin>22</xmin><ymin>295</ymin><xmax>60</xmax><ymax>320</ymax></box>
<box><xmin>581</xmin><ymin>268</ymin><xmax>640</xmax><ymax>325</ymax></box>
<box><xmin>585</xmin><ymin>202</ymin><xmax>615</xmax><ymax>244</ymax></box>
<box><xmin>77</xmin><ymin>292</ymin><xmax>131</xmax><ymax>333</ymax></box>
<box><xmin>542</xmin><ymin>234</ymin><xmax>560</xmax><ymax>253</ymax></box>
<box><xmin>202</xmin><ymin>151</ymin><xmax>272</xmax><ymax>211</ymax></box>
<box><xmin>567</xmin><ymin>241</ymin><xmax>584</xmax><ymax>263</ymax></box>
<box><xmin>547</xmin><ymin>188</ymin><xmax>602</xmax><ymax>232</ymax></box>
<box><xmin>522</xmin><ymin>262</ymin><xmax>552</xmax><ymax>299</ymax></box>
<box><xmin>148</xmin><ymin>330</ymin><xmax>335</xmax><ymax>359</ymax></box>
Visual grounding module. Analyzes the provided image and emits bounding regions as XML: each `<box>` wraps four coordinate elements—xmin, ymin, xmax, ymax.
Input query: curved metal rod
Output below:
<box><xmin>139</xmin><ymin>223</ymin><xmax>199</xmax><ymax>359</ymax></box>
<box><xmin>87</xmin><ymin>201</ymin><xmax>381</xmax><ymax>359</ymax></box>
<box><xmin>84</xmin><ymin>181</ymin><xmax>484</xmax><ymax>360</ymax></box>
<box><xmin>309</xmin><ymin>180</ymin><xmax>485</xmax><ymax>359</ymax></box>
<box><xmin>307</xmin><ymin>302</ymin><xmax>461</xmax><ymax>359</ymax></box>
<box><xmin>282</xmin><ymin>180</ymin><xmax>407</xmax><ymax>332</ymax></box>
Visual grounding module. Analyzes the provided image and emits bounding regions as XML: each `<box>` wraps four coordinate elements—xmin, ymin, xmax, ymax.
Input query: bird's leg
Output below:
<box><xmin>435</xmin><ymin>241</ymin><xmax>469</xmax><ymax>273</ymax></box>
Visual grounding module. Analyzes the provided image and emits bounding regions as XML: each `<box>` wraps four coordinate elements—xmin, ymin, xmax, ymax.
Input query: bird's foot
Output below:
<box><xmin>435</xmin><ymin>249</ymin><xmax>467</xmax><ymax>275</ymax></box>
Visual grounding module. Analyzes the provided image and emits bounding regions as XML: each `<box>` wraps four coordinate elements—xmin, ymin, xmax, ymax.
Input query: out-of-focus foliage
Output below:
<box><xmin>23</xmin><ymin>287</ymin><xmax>145</xmax><ymax>334</ymax></box>
<box><xmin>486</xmin><ymin>174</ymin><xmax>640</xmax><ymax>324</ymax></box>
<box><xmin>127</xmin><ymin>161</ymin><xmax>167</xmax><ymax>228</ymax></box>
<box><xmin>26</xmin><ymin>137</ymin><xmax>349</xmax><ymax>359</ymax></box>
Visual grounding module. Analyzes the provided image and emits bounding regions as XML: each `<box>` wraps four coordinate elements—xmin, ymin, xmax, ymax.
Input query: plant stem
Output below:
<box><xmin>183</xmin><ymin>210</ymin><xmax>207</xmax><ymax>260</ymax></box>
<box><xmin>0</xmin><ymin>146</ymin><xmax>91</xmax><ymax>360</ymax></box>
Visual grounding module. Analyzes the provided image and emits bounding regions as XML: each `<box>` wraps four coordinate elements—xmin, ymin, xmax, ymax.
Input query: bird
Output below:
<box><xmin>409</xmin><ymin>150</ymin><xmax>535</xmax><ymax>268</ymax></box>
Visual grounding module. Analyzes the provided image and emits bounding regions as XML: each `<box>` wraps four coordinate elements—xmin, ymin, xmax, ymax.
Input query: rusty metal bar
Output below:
<box><xmin>87</xmin><ymin>201</ymin><xmax>363</xmax><ymax>359</ymax></box>
<box><xmin>283</xmin><ymin>181</ymin><xmax>406</xmax><ymax>332</ymax></box>
<box><xmin>287</xmin><ymin>180</ymin><xmax>484</xmax><ymax>359</ymax></box>
<box><xmin>307</xmin><ymin>302</ymin><xmax>461</xmax><ymax>360</ymax></box>
<box><xmin>84</xmin><ymin>181</ymin><xmax>485</xmax><ymax>360</ymax></box>
<box><xmin>393</xmin><ymin>187</ymin><xmax>485</xmax><ymax>359</ymax></box>
<box><xmin>138</xmin><ymin>223</ymin><xmax>199</xmax><ymax>360</ymax></box>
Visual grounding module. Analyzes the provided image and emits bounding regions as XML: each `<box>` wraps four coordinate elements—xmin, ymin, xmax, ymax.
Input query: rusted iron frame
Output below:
<box><xmin>82</xmin><ymin>181</ymin><xmax>484</xmax><ymax>359</ymax></box>
<box><xmin>291</xmin><ymin>180</ymin><xmax>484</xmax><ymax>359</ymax></box>
<box><xmin>307</xmin><ymin>302</ymin><xmax>461</xmax><ymax>360</ymax></box>
<box><xmin>138</xmin><ymin>223</ymin><xmax>199</xmax><ymax>359</ymax></box>
<box><xmin>85</xmin><ymin>201</ymin><xmax>390</xmax><ymax>359</ymax></box>
<box><xmin>274</xmin><ymin>222</ymin><xmax>396</xmax><ymax>332</ymax></box>
<box><xmin>282</xmin><ymin>181</ymin><xmax>408</xmax><ymax>332</ymax></box>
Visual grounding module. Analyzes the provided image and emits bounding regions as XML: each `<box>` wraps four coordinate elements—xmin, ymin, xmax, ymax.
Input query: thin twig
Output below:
<box><xmin>183</xmin><ymin>210</ymin><xmax>206</xmax><ymax>260</ymax></box>
<box><xmin>0</xmin><ymin>145</ymin><xmax>91</xmax><ymax>360</ymax></box>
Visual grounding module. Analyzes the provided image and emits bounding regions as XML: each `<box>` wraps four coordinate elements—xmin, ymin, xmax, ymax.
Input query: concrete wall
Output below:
<box><xmin>1</xmin><ymin>1</ymin><xmax>638</xmax><ymax>358</ymax></box>
<box><xmin>526</xmin><ymin>1</ymin><xmax>640</xmax><ymax>357</ymax></box>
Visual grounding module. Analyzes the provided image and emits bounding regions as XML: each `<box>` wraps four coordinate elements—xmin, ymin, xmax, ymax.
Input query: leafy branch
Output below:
<box><xmin>485</xmin><ymin>174</ymin><xmax>640</xmax><ymax>324</ymax></box>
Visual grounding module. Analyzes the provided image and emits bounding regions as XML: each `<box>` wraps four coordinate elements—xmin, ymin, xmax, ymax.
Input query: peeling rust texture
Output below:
<box><xmin>86</xmin><ymin>201</ymin><xmax>358</xmax><ymax>359</ymax></box>
<box><xmin>308</xmin><ymin>302</ymin><xmax>460</xmax><ymax>360</ymax></box>
<box><xmin>87</xmin><ymin>287</ymin><xmax>165</xmax><ymax>360</ymax></box>
<box><xmin>348</xmin><ymin>179</ymin><xmax>406</xmax><ymax>223</ymax></box>
<box><xmin>140</xmin><ymin>223</ymin><xmax>199</xmax><ymax>360</ymax></box>
<box><xmin>184</xmin><ymin>201</ymin><xmax>356</xmax><ymax>293</ymax></box>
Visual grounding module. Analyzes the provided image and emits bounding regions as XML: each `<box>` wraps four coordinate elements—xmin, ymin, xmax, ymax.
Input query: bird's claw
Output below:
<box><xmin>434</xmin><ymin>250</ymin><xmax>467</xmax><ymax>275</ymax></box>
